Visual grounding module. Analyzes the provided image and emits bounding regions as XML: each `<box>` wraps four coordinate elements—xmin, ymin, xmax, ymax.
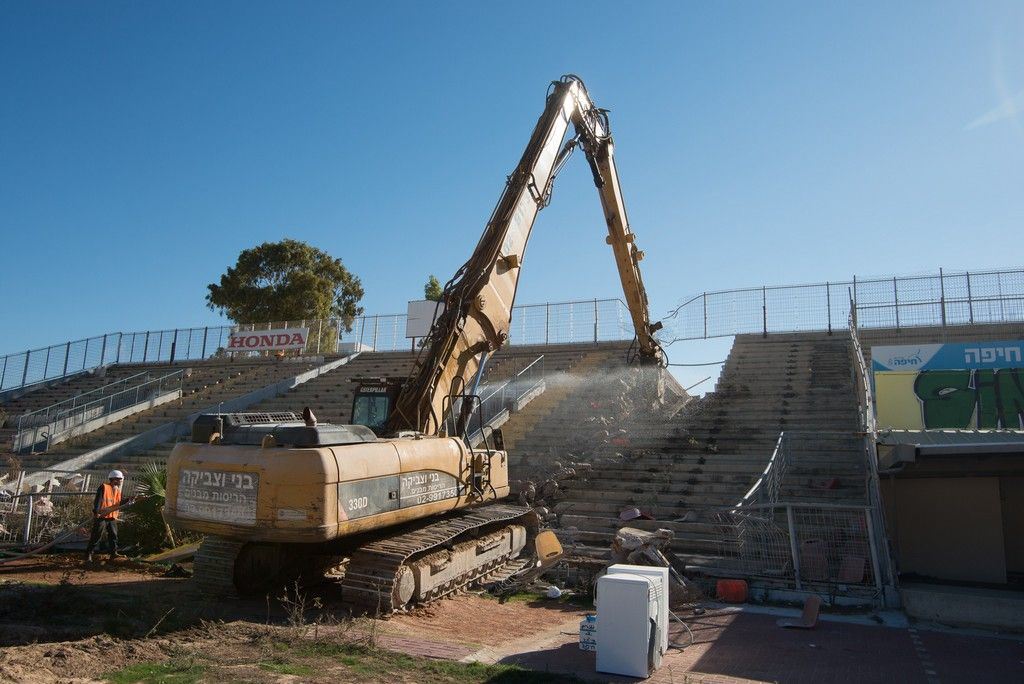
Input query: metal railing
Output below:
<box><xmin>13</xmin><ymin>370</ymin><xmax>153</xmax><ymax>429</ymax></box>
<box><xmin>0</xmin><ymin>333</ymin><xmax>122</xmax><ymax>395</ymax></box>
<box><xmin>477</xmin><ymin>355</ymin><xmax>547</xmax><ymax>424</ymax></box>
<box><xmin>14</xmin><ymin>370</ymin><xmax>185</xmax><ymax>454</ymax></box>
<box><xmin>664</xmin><ymin>267</ymin><xmax>1024</xmax><ymax>342</ymax></box>
<box><xmin>736</xmin><ymin>432</ymin><xmax>789</xmax><ymax>507</ymax></box>
<box><xmin>461</xmin><ymin>355</ymin><xmax>547</xmax><ymax>445</ymax></box>
<box><xmin>849</xmin><ymin>311</ymin><xmax>899</xmax><ymax>600</ymax></box>
<box><xmin>1</xmin><ymin>298</ymin><xmax>635</xmax><ymax>395</ymax></box>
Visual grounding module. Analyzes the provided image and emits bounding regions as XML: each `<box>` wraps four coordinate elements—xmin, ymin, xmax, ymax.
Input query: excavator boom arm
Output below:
<box><xmin>388</xmin><ymin>75</ymin><xmax>663</xmax><ymax>435</ymax></box>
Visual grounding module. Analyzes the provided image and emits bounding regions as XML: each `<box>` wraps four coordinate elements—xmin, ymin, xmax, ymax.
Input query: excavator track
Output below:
<box><xmin>193</xmin><ymin>535</ymin><xmax>244</xmax><ymax>596</ymax></box>
<box><xmin>341</xmin><ymin>503</ymin><xmax>534</xmax><ymax>614</ymax></box>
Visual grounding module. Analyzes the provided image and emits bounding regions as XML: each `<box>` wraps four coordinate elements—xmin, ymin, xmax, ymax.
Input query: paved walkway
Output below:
<box><xmin>481</xmin><ymin>608</ymin><xmax>1024</xmax><ymax>683</ymax></box>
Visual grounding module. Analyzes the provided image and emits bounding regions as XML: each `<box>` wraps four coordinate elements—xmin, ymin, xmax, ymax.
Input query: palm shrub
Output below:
<box><xmin>120</xmin><ymin>462</ymin><xmax>177</xmax><ymax>552</ymax></box>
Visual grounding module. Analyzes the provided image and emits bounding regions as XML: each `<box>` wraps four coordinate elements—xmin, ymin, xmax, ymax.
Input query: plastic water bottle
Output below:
<box><xmin>579</xmin><ymin>613</ymin><xmax>597</xmax><ymax>652</ymax></box>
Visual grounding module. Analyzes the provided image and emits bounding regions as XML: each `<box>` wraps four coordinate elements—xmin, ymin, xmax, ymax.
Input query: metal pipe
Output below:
<box><xmin>545</xmin><ymin>303</ymin><xmax>550</xmax><ymax>345</ymax></box>
<box><xmin>23</xmin><ymin>495</ymin><xmax>34</xmax><ymax>544</ymax></box>
<box><xmin>786</xmin><ymin>506</ymin><xmax>802</xmax><ymax>590</ymax></box>
<box><xmin>826</xmin><ymin>283</ymin><xmax>832</xmax><ymax>335</ymax></box>
<box><xmin>939</xmin><ymin>267</ymin><xmax>946</xmax><ymax>327</ymax></box>
<box><xmin>761</xmin><ymin>286</ymin><xmax>767</xmax><ymax>337</ymax></box>
<box><xmin>865</xmin><ymin>509</ymin><xmax>884</xmax><ymax>594</ymax></box>
<box><xmin>893</xmin><ymin>277</ymin><xmax>899</xmax><ymax>331</ymax></box>
<box><xmin>703</xmin><ymin>292</ymin><xmax>707</xmax><ymax>338</ymax></box>
<box><xmin>966</xmin><ymin>271</ymin><xmax>974</xmax><ymax>324</ymax></box>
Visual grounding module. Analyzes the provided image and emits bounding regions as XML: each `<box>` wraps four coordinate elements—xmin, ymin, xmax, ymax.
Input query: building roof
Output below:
<box><xmin>877</xmin><ymin>429</ymin><xmax>1024</xmax><ymax>469</ymax></box>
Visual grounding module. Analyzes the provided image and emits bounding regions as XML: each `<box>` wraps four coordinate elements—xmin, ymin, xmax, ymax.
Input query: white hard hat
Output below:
<box><xmin>108</xmin><ymin>470</ymin><xmax>125</xmax><ymax>480</ymax></box>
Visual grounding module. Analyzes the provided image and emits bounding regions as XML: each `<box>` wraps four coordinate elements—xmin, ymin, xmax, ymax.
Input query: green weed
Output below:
<box><xmin>102</xmin><ymin>660</ymin><xmax>206</xmax><ymax>684</ymax></box>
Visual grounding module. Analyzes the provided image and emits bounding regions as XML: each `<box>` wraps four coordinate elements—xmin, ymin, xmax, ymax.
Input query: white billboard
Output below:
<box><xmin>406</xmin><ymin>300</ymin><xmax>444</xmax><ymax>338</ymax></box>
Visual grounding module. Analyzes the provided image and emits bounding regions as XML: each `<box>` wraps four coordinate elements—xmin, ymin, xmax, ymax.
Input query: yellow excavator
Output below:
<box><xmin>163</xmin><ymin>75</ymin><xmax>665</xmax><ymax>612</ymax></box>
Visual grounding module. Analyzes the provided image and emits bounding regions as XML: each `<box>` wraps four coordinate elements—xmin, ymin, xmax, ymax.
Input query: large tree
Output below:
<box><xmin>206</xmin><ymin>239</ymin><xmax>364</xmax><ymax>329</ymax></box>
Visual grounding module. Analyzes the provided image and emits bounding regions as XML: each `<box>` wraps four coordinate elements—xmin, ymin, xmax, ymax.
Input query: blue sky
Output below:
<box><xmin>2</xmin><ymin>1</ymin><xmax>1023</xmax><ymax>381</ymax></box>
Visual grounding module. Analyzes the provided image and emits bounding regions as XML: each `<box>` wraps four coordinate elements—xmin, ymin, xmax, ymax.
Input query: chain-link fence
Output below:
<box><xmin>0</xmin><ymin>333</ymin><xmax>122</xmax><ymax>394</ymax></box>
<box><xmin>665</xmin><ymin>267</ymin><xmax>1024</xmax><ymax>343</ymax></box>
<box><xmin>1</xmin><ymin>298</ymin><xmax>635</xmax><ymax>396</ymax></box>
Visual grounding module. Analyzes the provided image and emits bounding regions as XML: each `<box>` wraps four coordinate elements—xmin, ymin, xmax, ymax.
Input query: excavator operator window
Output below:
<box><xmin>352</xmin><ymin>394</ymin><xmax>390</xmax><ymax>435</ymax></box>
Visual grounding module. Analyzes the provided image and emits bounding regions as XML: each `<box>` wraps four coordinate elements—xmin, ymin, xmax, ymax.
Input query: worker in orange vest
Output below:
<box><xmin>85</xmin><ymin>470</ymin><xmax>135</xmax><ymax>562</ymax></box>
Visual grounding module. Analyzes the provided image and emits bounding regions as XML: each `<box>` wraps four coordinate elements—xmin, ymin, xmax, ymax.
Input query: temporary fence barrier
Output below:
<box><xmin>0</xmin><ymin>469</ymin><xmax>140</xmax><ymax>547</ymax></box>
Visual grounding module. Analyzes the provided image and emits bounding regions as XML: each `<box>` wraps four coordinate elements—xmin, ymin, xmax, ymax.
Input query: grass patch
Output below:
<box><xmin>487</xmin><ymin>590</ymin><xmax>595</xmax><ymax>610</ymax></box>
<box><xmin>102</xmin><ymin>660</ymin><xmax>206</xmax><ymax>684</ymax></box>
<box><xmin>292</xmin><ymin>641</ymin><xmax>580</xmax><ymax>683</ymax></box>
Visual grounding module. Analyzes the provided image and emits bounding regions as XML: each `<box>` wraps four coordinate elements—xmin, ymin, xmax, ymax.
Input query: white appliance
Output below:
<box><xmin>608</xmin><ymin>563</ymin><xmax>669</xmax><ymax>655</ymax></box>
<box><xmin>595</xmin><ymin>573</ymin><xmax>662</xmax><ymax>677</ymax></box>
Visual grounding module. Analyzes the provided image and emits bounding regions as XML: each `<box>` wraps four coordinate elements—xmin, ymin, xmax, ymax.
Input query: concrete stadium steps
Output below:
<box><xmin>94</xmin><ymin>345</ymin><xmax>613</xmax><ymax>473</ymax></box>
<box><xmin>14</xmin><ymin>359</ymin><xmax>319</xmax><ymax>469</ymax></box>
<box><xmin>246</xmin><ymin>351</ymin><xmax>420</xmax><ymax>424</ymax></box>
<box><xmin>501</xmin><ymin>346</ymin><xmax>633</xmax><ymax>462</ymax></box>
<box><xmin>516</xmin><ymin>454</ymin><xmax>866</xmax><ymax>486</ymax></box>
<box><xmin>1</xmin><ymin>363</ymin><xmax>190</xmax><ymax>453</ymax></box>
<box><xmin>1</xmin><ymin>364</ymin><xmax>177</xmax><ymax>415</ymax></box>
<box><xmin>90</xmin><ymin>352</ymin><xmax>420</xmax><ymax>473</ymax></box>
<box><xmin>498</xmin><ymin>331</ymin><xmax>865</xmax><ymax>573</ymax></box>
<box><xmin>553</xmin><ymin>477</ymin><xmax>865</xmax><ymax>512</ymax></box>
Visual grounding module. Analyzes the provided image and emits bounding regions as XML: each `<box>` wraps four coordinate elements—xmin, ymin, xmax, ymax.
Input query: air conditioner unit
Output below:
<box><xmin>607</xmin><ymin>563</ymin><xmax>669</xmax><ymax>655</ymax></box>
<box><xmin>595</xmin><ymin>573</ymin><xmax>663</xmax><ymax>677</ymax></box>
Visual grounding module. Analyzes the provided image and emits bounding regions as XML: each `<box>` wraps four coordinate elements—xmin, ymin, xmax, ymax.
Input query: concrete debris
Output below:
<box><xmin>31</xmin><ymin>497</ymin><xmax>54</xmax><ymax>516</ymax></box>
<box><xmin>611</xmin><ymin>526</ymin><xmax>701</xmax><ymax>604</ymax></box>
<box><xmin>611</xmin><ymin>527</ymin><xmax>674</xmax><ymax>562</ymax></box>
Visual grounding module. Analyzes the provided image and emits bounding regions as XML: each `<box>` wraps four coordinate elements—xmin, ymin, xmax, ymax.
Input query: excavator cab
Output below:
<box><xmin>350</xmin><ymin>377</ymin><xmax>404</xmax><ymax>436</ymax></box>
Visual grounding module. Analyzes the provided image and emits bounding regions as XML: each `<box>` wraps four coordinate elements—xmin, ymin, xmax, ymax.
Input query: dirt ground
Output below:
<box><xmin>3</xmin><ymin>553</ymin><xmax>1022</xmax><ymax>684</ymax></box>
<box><xmin>0</xmin><ymin>553</ymin><xmax>588</xmax><ymax>683</ymax></box>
